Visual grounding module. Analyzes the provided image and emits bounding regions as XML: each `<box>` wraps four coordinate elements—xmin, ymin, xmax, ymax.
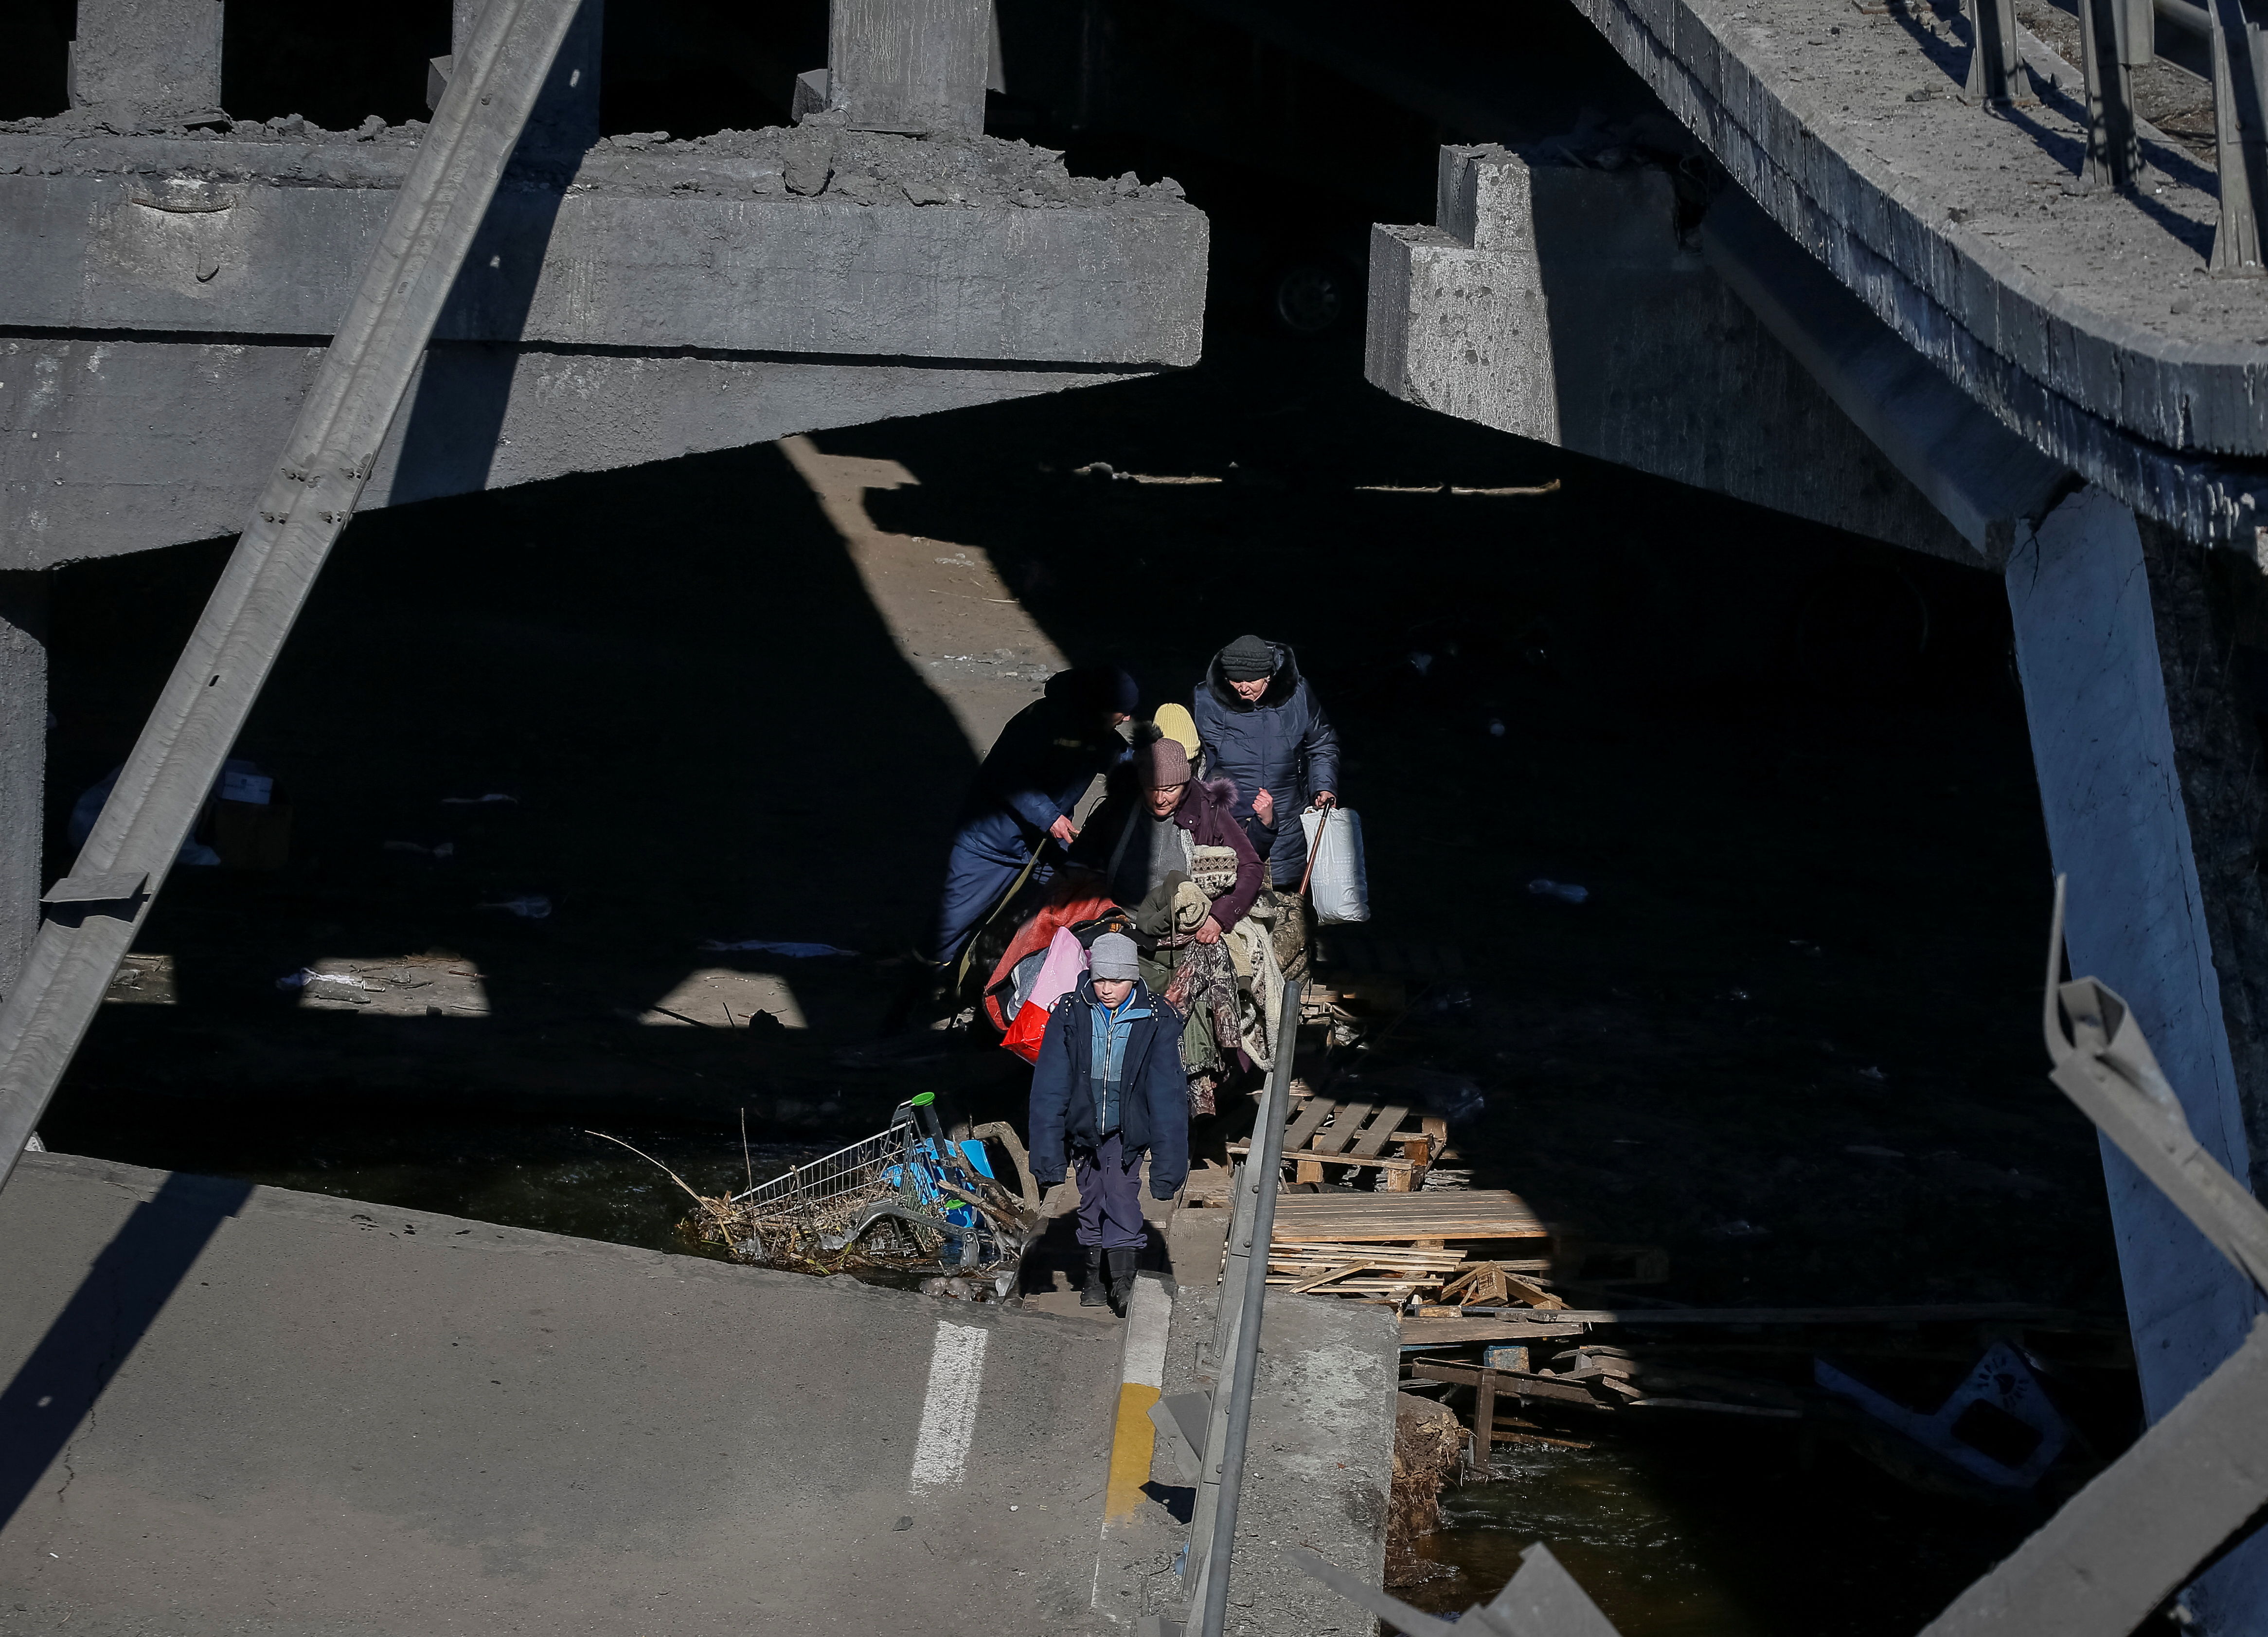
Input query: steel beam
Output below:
<box><xmin>0</xmin><ymin>0</ymin><xmax>589</xmax><ymax>1193</ymax></box>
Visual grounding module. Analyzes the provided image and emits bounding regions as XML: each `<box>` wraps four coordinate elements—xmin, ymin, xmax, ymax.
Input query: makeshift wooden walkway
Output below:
<box><xmin>1227</xmin><ymin>1097</ymin><xmax>1447</xmax><ymax>1191</ymax></box>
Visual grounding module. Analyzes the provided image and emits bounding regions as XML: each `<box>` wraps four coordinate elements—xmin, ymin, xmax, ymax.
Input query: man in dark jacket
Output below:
<box><xmin>1028</xmin><ymin>932</ymin><xmax>1190</xmax><ymax>1314</ymax></box>
<box><xmin>1191</xmin><ymin>635</ymin><xmax>1340</xmax><ymax>888</ymax></box>
<box><xmin>926</xmin><ymin>665</ymin><xmax>1136</xmax><ymax>966</ymax></box>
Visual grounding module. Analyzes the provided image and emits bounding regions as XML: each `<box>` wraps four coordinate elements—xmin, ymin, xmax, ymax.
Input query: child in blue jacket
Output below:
<box><xmin>1028</xmin><ymin>932</ymin><xmax>1191</xmax><ymax>1314</ymax></box>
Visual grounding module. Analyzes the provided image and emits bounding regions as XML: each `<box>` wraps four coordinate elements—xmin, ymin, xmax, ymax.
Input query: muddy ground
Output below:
<box><xmin>35</xmin><ymin>318</ymin><xmax>2122</xmax><ymax>1633</ymax></box>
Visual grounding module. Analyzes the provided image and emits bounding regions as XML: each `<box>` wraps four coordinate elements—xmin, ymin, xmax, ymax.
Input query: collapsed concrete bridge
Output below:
<box><xmin>1321</xmin><ymin>0</ymin><xmax>2268</xmax><ymax>1622</ymax></box>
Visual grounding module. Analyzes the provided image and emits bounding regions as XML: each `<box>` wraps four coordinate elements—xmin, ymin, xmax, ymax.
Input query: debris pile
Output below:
<box><xmin>1401</xmin><ymin>1294</ymin><xmax>2134</xmax><ymax>1493</ymax></box>
<box><xmin>1387</xmin><ymin>1392</ymin><xmax>1465</xmax><ymax>1589</ymax></box>
<box><xmin>639</xmin><ymin>1100</ymin><xmax>1041</xmax><ymax>1298</ymax></box>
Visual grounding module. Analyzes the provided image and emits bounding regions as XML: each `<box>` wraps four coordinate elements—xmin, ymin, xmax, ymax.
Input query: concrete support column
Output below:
<box><xmin>2005</xmin><ymin>486</ymin><xmax>2268</xmax><ymax>1626</ymax></box>
<box><xmin>813</xmin><ymin>0</ymin><xmax>995</xmax><ymax>136</ymax></box>
<box><xmin>0</xmin><ymin>571</ymin><xmax>48</xmax><ymax>1005</ymax></box>
<box><xmin>69</xmin><ymin>0</ymin><xmax>224</xmax><ymax>111</ymax></box>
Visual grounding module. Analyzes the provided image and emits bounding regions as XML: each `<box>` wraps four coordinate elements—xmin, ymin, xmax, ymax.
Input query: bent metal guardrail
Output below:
<box><xmin>1297</xmin><ymin>872</ymin><xmax>2268</xmax><ymax>1636</ymax></box>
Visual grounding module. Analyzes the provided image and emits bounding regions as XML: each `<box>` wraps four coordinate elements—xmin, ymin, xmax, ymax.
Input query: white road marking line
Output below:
<box><xmin>909</xmin><ymin>1320</ymin><xmax>988</xmax><ymax>1493</ymax></box>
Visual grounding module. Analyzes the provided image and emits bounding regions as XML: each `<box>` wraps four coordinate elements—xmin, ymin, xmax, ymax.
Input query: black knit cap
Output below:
<box><xmin>1219</xmin><ymin>634</ymin><xmax>1275</xmax><ymax>681</ymax></box>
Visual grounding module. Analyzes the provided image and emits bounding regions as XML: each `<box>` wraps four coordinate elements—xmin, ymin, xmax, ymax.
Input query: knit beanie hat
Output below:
<box><xmin>1152</xmin><ymin>702</ymin><xmax>1201</xmax><ymax>758</ymax></box>
<box><xmin>1140</xmin><ymin>735</ymin><xmax>1192</xmax><ymax>787</ymax></box>
<box><xmin>1090</xmin><ymin>932</ymin><xmax>1139</xmax><ymax>981</ymax></box>
<box><xmin>1219</xmin><ymin>635</ymin><xmax>1275</xmax><ymax>682</ymax></box>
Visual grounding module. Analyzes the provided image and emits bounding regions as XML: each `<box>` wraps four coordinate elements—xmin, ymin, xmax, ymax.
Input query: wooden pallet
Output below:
<box><xmin>1228</xmin><ymin>1097</ymin><xmax>1447</xmax><ymax>1191</ymax></box>
<box><xmin>1267</xmin><ymin>1240</ymin><xmax>1470</xmax><ymax>1299</ymax></box>
<box><xmin>1270</xmin><ymin>1189</ymin><xmax>1546</xmax><ymax>1244</ymax></box>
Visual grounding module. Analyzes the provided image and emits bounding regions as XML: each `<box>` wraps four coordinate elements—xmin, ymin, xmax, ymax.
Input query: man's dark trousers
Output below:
<box><xmin>1074</xmin><ymin>1133</ymin><xmax>1146</xmax><ymax>1250</ymax></box>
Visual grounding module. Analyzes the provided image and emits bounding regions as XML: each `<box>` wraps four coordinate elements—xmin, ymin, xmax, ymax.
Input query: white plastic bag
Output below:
<box><xmin>1299</xmin><ymin>805</ymin><xmax>1371</xmax><ymax>924</ymax></box>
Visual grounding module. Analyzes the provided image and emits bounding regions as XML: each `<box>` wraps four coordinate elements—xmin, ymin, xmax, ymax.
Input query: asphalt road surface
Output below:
<box><xmin>0</xmin><ymin>1152</ymin><xmax>1125</xmax><ymax>1636</ymax></box>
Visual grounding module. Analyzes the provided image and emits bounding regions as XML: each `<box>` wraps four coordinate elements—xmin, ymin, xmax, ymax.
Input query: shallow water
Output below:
<box><xmin>1405</xmin><ymin>1422</ymin><xmax>2044</xmax><ymax>1636</ymax></box>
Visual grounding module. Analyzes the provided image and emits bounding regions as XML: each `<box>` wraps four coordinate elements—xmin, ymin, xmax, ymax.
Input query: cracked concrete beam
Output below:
<box><xmin>0</xmin><ymin>126</ymin><xmax>1205</xmax><ymax>368</ymax></box>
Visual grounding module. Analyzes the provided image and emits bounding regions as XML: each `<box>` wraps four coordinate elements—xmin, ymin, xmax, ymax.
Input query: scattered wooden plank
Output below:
<box><xmin>1501</xmin><ymin>1273</ymin><xmax>1566</xmax><ymax>1311</ymax></box>
<box><xmin>1403</xmin><ymin>1318</ymin><xmax>1590</xmax><ymax>1348</ymax></box>
<box><xmin>1348</xmin><ymin>1105</ymin><xmax>1411</xmax><ymax>1158</ymax></box>
<box><xmin>1289</xmin><ymin>1261</ymin><xmax>1380</xmax><ymax>1294</ymax></box>
<box><xmin>1271</xmin><ymin>1190</ymin><xmax>1546</xmax><ymax>1241</ymax></box>
<box><xmin>1307</xmin><ymin>1102</ymin><xmax>1375</xmax><ymax>1156</ymax></box>
<box><xmin>1232</xmin><ymin>1143</ymin><xmax>1420</xmax><ymax>1174</ymax></box>
<box><xmin>1626</xmin><ymin>1398</ymin><xmax>1801</xmax><ymax>1419</ymax></box>
<box><xmin>1487</xmin><ymin>1419</ymin><xmax>1591</xmax><ymax>1450</ymax></box>
<box><xmin>1282</xmin><ymin>1099</ymin><xmax>1335</xmax><ymax>1153</ymax></box>
<box><xmin>1410</xmin><ymin>1360</ymin><xmax>1611</xmax><ymax>1409</ymax></box>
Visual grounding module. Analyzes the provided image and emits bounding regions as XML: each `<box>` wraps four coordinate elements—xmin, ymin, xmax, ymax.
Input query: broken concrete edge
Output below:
<box><xmin>6</xmin><ymin>1147</ymin><xmax>1107</xmax><ymax>1337</ymax></box>
<box><xmin>1564</xmin><ymin>0</ymin><xmax>2268</xmax><ymax>477</ymax></box>
<box><xmin>1362</xmin><ymin>164</ymin><xmax>1997</xmax><ymax>567</ymax></box>
<box><xmin>0</xmin><ymin>116</ymin><xmax>1193</xmax><ymax>215</ymax></box>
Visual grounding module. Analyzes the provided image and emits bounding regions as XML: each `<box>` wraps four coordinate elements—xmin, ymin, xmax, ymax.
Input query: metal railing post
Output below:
<box><xmin>1966</xmin><ymin>0</ymin><xmax>2036</xmax><ymax>104</ymax></box>
<box><xmin>2083</xmin><ymin>0</ymin><xmax>2143</xmax><ymax>186</ymax></box>
<box><xmin>1178</xmin><ymin>980</ymin><xmax>1301</xmax><ymax>1633</ymax></box>
<box><xmin>2210</xmin><ymin>0</ymin><xmax>2268</xmax><ymax>271</ymax></box>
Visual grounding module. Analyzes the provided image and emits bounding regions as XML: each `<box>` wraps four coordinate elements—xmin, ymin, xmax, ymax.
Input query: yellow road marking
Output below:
<box><xmin>1105</xmin><ymin>1381</ymin><xmax>1161</xmax><ymax>1521</ymax></box>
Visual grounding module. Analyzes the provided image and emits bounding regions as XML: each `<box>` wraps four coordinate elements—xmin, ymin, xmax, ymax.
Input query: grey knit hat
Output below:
<box><xmin>1090</xmin><ymin>932</ymin><xmax>1140</xmax><ymax>981</ymax></box>
<box><xmin>1218</xmin><ymin>635</ymin><xmax>1275</xmax><ymax>682</ymax></box>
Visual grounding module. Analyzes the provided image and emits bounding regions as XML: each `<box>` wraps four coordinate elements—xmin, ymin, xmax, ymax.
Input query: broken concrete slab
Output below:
<box><xmin>1563</xmin><ymin>0</ymin><xmax>2268</xmax><ymax>538</ymax></box>
<box><xmin>0</xmin><ymin>1150</ymin><xmax>1123</xmax><ymax>1635</ymax></box>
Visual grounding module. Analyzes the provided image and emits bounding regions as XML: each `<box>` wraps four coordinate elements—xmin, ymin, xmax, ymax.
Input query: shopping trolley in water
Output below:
<box><xmin>727</xmin><ymin>1093</ymin><xmax>1037</xmax><ymax>1288</ymax></box>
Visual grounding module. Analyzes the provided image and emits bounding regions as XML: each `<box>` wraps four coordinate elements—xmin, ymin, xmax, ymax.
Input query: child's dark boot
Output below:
<box><xmin>1105</xmin><ymin>1248</ymin><xmax>1139</xmax><ymax>1315</ymax></box>
<box><xmin>1080</xmin><ymin>1247</ymin><xmax>1108</xmax><ymax>1307</ymax></box>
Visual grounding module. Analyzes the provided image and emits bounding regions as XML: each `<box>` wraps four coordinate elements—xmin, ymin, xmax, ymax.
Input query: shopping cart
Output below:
<box><xmin>721</xmin><ymin>1094</ymin><xmax>1038</xmax><ymax>1292</ymax></box>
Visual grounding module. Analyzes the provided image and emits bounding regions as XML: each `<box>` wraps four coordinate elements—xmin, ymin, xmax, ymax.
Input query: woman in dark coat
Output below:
<box><xmin>1191</xmin><ymin>635</ymin><xmax>1340</xmax><ymax>887</ymax></box>
<box><xmin>1069</xmin><ymin>734</ymin><xmax>1263</xmax><ymax>937</ymax></box>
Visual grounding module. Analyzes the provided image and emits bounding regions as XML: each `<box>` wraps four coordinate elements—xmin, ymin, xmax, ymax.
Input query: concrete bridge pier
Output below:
<box><xmin>2005</xmin><ymin>490</ymin><xmax>2268</xmax><ymax>1623</ymax></box>
<box><xmin>1368</xmin><ymin>134</ymin><xmax>2268</xmax><ymax>1625</ymax></box>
